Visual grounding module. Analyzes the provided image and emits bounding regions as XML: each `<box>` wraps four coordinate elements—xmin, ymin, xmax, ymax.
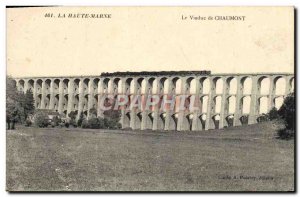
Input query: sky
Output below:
<box><xmin>7</xmin><ymin>6</ymin><xmax>294</xmax><ymax>77</ymax></box>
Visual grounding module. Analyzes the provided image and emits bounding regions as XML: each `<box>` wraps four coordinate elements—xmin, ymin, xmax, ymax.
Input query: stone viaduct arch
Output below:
<box><xmin>14</xmin><ymin>71</ymin><xmax>294</xmax><ymax>131</ymax></box>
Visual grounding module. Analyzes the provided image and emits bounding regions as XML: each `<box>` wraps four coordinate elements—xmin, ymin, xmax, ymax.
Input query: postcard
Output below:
<box><xmin>6</xmin><ymin>6</ymin><xmax>295</xmax><ymax>192</ymax></box>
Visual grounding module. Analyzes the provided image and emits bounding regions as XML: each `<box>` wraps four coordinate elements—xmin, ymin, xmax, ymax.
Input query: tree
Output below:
<box><xmin>278</xmin><ymin>93</ymin><xmax>295</xmax><ymax>130</ymax></box>
<box><xmin>68</xmin><ymin>111</ymin><xmax>77</xmax><ymax>127</ymax></box>
<box><xmin>68</xmin><ymin>111</ymin><xmax>77</xmax><ymax>120</ymax></box>
<box><xmin>52</xmin><ymin>115</ymin><xmax>62</xmax><ymax>127</ymax></box>
<box><xmin>103</xmin><ymin>109</ymin><xmax>121</xmax><ymax>122</ymax></box>
<box><xmin>268</xmin><ymin>107</ymin><xmax>279</xmax><ymax>120</ymax></box>
<box><xmin>34</xmin><ymin>111</ymin><xmax>49</xmax><ymax>128</ymax></box>
<box><xmin>87</xmin><ymin>117</ymin><xmax>104</xmax><ymax>129</ymax></box>
<box><xmin>77</xmin><ymin>112</ymin><xmax>84</xmax><ymax>127</ymax></box>
<box><xmin>6</xmin><ymin>77</ymin><xmax>25</xmax><ymax>129</ymax></box>
<box><xmin>89</xmin><ymin>107</ymin><xmax>97</xmax><ymax>118</ymax></box>
<box><xmin>23</xmin><ymin>89</ymin><xmax>35</xmax><ymax>120</ymax></box>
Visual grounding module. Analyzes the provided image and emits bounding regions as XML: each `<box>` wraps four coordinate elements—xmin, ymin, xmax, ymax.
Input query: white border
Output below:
<box><xmin>1</xmin><ymin>0</ymin><xmax>298</xmax><ymax>196</ymax></box>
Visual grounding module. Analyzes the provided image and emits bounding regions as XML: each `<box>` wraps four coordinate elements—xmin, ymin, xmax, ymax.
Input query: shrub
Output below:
<box><xmin>68</xmin><ymin>111</ymin><xmax>77</xmax><ymax>121</ymax></box>
<box><xmin>80</xmin><ymin>115</ymin><xmax>122</xmax><ymax>130</ymax></box>
<box><xmin>240</xmin><ymin>115</ymin><xmax>249</xmax><ymax>125</ymax></box>
<box><xmin>52</xmin><ymin>116</ymin><xmax>61</xmax><ymax>127</ymax></box>
<box><xmin>25</xmin><ymin>118</ymin><xmax>32</xmax><ymax>127</ymax></box>
<box><xmin>69</xmin><ymin>119</ymin><xmax>77</xmax><ymax>128</ymax></box>
<box><xmin>103</xmin><ymin>109</ymin><xmax>121</xmax><ymax>129</ymax></box>
<box><xmin>81</xmin><ymin>119</ymin><xmax>89</xmax><ymax>128</ymax></box>
<box><xmin>104</xmin><ymin>118</ymin><xmax>122</xmax><ymax>129</ymax></box>
<box><xmin>89</xmin><ymin>108</ymin><xmax>97</xmax><ymax>118</ymax></box>
<box><xmin>77</xmin><ymin>112</ymin><xmax>84</xmax><ymax>127</ymax></box>
<box><xmin>88</xmin><ymin>117</ymin><xmax>104</xmax><ymax>129</ymax></box>
<box><xmin>58</xmin><ymin>122</ymin><xmax>65</xmax><ymax>128</ymax></box>
<box><xmin>257</xmin><ymin>114</ymin><xmax>269</xmax><ymax>122</ymax></box>
<box><xmin>68</xmin><ymin>111</ymin><xmax>77</xmax><ymax>127</ymax></box>
<box><xmin>226</xmin><ymin>117</ymin><xmax>233</xmax><ymax>127</ymax></box>
<box><xmin>51</xmin><ymin>122</ymin><xmax>56</xmax><ymax>128</ymax></box>
<box><xmin>278</xmin><ymin>93</ymin><xmax>295</xmax><ymax>130</ymax></box>
<box><xmin>268</xmin><ymin>107</ymin><xmax>279</xmax><ymax>120</ymax></box>
<box><xmin>277</xmin><ymin>129</ymin><xmax>294</xmax><ymax>140</ymax></box>
<box><xmin>65</xmin><ymin>122</ymin><xmax>69</xmax><ymax>128</ymax></box>
<box><xmin>103</xmin><ymin>109</ymin><xmax>121</xmax><ymax>122</ymax></box>
<box><xmin>34</xmin><ymin>111</ymin><xmax>49</xmax><ymax>128</ymax></box>
<box><xmin>274</xmin><ymin>93</ymin><xmax>295</xmax><ymax>140</ymax></box>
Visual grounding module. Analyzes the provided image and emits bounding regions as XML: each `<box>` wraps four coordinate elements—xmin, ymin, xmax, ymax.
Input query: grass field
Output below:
<box><xmin>6</xmin><ymin>122</ymin><xmax>294</xmax><ymax>191</ymax></box>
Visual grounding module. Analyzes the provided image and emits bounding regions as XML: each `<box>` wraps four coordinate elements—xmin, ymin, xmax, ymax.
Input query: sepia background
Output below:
<box><xmin>7</xmin><ymin>6</ymin><xmax>294</xmax><ymax>78</ymax></box>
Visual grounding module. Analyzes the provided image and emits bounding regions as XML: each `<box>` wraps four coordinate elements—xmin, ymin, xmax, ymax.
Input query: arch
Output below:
<box><xmin>241</xmin><ymin>76</ymin><xmax>252</xmax><ymax>95</ymax></box>
<box><xmin>226</xmin><ymin>114</ymin><xmax>234</xmax><ymax>127</ymax></box>
<box><xmin>209</xmin><ymin>77</ymin><xmax>219</xmax><ymax>95</ymax></box>
<box><xmin>258</xmin><ymin>96</ymin><xmax>268</xmax><ymax>114</ymax></box>
<box><xmin>27</xmin><ymin>79</ymin><xmax>34</xmax><ymax>92</ymax></box>
<box><xmin>93</xmin><ymin>78</ymin><xmax>100</xmax><ymax>94</ymax></box>
<box><xmin>93</xmin><ymin>95</ymin><xmax>98</xmax><ymax>109</ymax></box>
<box><xmin>83</xmin><ymin>78</ymin><xmax>90</xmax><ymax>95</ymax></box>
<box><xmin>274</xmin><ymin>96</ymin><xmax>284</xmax><ymax>110</ymax></box>
<box><xmin>151</xmin><ymin>78</ymin><xmax>158</xmax><ymax>95</ymax></box>
<box><xmin>214</xmin><ymin>95</ymin><xmax>222</xmax><ymax>113</ymax></box>
<box><xmin>74</xmin><ymin>95</ymin><xmax>79</xmax><ymax>110</ymax></box>
<box><xmin>123</xmin><ymin>112</ymin><xmax>131</xmax><ymax>129</ymax></box>
<box><xmin>116</xmin><ymin>79</ymin><xmax>122</xmax><ymax>94</ymax></box>
<box><xmin>125</xmin><ymin>78</ymin><xmax>134</xmax><ymax>95</ymax></box>
<box><xmin>45</xmin><ymin>79</ymin><xmax>51</xmax><ymax>93</ymax></box>
<box><xmin>201</xmin><ymin>77</ymin><xmax>210</xmax><ymax>94</ymax></box>
<box><xmin>187</xmin><ymin>77</ymin><xmax>196</xmax><ymax>95</ymax></box>
<box><xmin>215</xmin><ymin>78</ymin><xmax>223</xmax><ymax>95</ymax></box>
<box><xmin>74</xmin><ymin>78</ymin><xmax>80</xmax><ymax>94</ymax></box>
<box><xmin>36</xmin><ymin>94</ymin><xmax>42</xmax><ymax>108</ymax></box>
<box><xmin>212</xmin><ymin>114</ymin><xmax>220</xmax><ymax>129</ymax></box>
<box><xmin>83</xmin><ymin>110</ymin><xmax>88</xmax><ymax>118</ymax></box>
<box><xmin>83</xmin><ymin>94</ymin><xmax>89</xmax><ymax>111</ymax></box>
<box><xmin>158</xmin><ymin>113</ymin><xmax>166</xmax><ymax>130</ymax></box>
<box><xmin>228</xmin><ymin>95</ymin><xmax>236</xmax><ymax>114</ymax></box>
<box><xmin>54</xmin><ymin>94</ymin><xmax>59</xmax><ymax>110</ymax></box>
<box><xmin>18</xmin><ymin>79</ymin><xmax>25</xmax><ymax>91</ymax></box>
<box><xmin>63</xmin><ymin>79</ymin><xmax>69</xmax><ymax>94</ymax></box>
<box><xmin>200</xmin><ymin>95</ymin><xmax>209</xmax><ymax>113</ymax></box>
<box><xmin>146</xmin><ymin>112</ymin><xmax>154</xmax><ymax>130</ymax></box>
<box><xmin>241</xmin><ymin>95</ymin><xmax>251</xmax><ymax>114</ymax></box>
<box><xmin>258</xmin><ymin>76</ymin><xmax>270</xmax><ymax>95</ymax></box>
<box><xmin>63</xmin><ymin>110</ymin><xmax>67</xmax><ymax>117</ymax></box>
<box><xmin>170</xmin><ymin>113</ymin><xmax>178</xmax><ymax>131</ymax></box>
<box><xmin>274</xmin><ymin>76</ymin><xmax>285</xmax><ymax>95</ymax></box>
<box><xmin>103</xmin><ymin>78</ymin><xmax>110</xmax><ymax>93</ymax></box>
<box><xmin>185</xmin><ymin>113</ymin><xmax>194</xmax><ymax>131</ymax></box>
<box><xmin>136</xmin><ymin>112</ymin><xmax>143</xmax><ymax>130</ymax></box>
<box><xmin>124</xmin><ymin>78</ymin><xmax>133</xmax><ymax>95</ymax></box>
<box><xmin>137</xmin><ymin>78</ymin><xmax>145</xmax><ymax>95</ymax></box>
<box><xmin>74</xmin><ymin>110</ymin><xmax>79</xmax><ymax>118</ymax></box>
<box><xmin>63</xmin><ymin>95</ymin><xmax>68</xmax><ymax>110</ymax></box>
<box><xmin>172</xmin><ymin>77</ymin><xmax>181</xmax><ymax>95</ymax></box>
<box><xmin>199</xmin><ymin>114</ymin><xmax>206</xmax><ymax>130</ymax></box>
<box><xmin>53</xmin><ymin>79</ymin><xmax>60</xmax><ymax>93</ymax></box>
<box><xmin>147</xmin><ymin>77</ymin><xmax>156</xmax><ymax>95</ymax></box>
<box><xmin>161</xmin><ymin>77</ymin><xmax>168</xmax><ymax>95</ymax></box>
<box><xmin>36</xmin><ymin>79</ymin><xmax>43</xmax><ymax>94</ymax></box>
<box><xmin>141</xmin><ymin>78</ymin><xmax>147</xmax><ymax>95</ymax></box>
<box><xmin>239</xmin><ymin>114</ymin><xmax>249</xmax><ymax>125</ymax></box>
<box><xmin>45</xmin><ymin>94</ymin><xmax>50</xmax><ymax>109</ymax></box>
<box><xmin>228</xmin><ymin>77</ymin><xmax>237</xmax><ymax>95</ymax></box>
<box><xmin>11</xmin><ymin>79</ymin><xmax>17</xmax><ymax>88</ymax></box>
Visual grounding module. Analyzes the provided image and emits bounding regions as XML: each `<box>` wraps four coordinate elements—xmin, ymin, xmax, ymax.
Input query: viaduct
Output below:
<box><xmin>14</xmin><ymin>71</ymin><xmax>294</xmax><ymax>131</ymax></box>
